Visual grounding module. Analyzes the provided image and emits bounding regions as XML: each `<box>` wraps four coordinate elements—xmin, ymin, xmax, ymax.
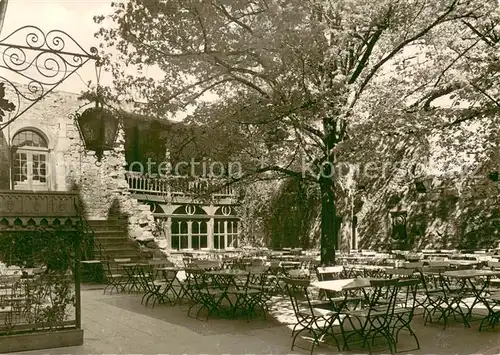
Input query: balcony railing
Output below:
<box><xmin>125</xmin><ymin>171</ymin><xmax>238</xmax><ymax>198</ymax></box>
<box><xmin>0</xmin><ymin>190</ymin><xmax>79</xmax><ymax>218</ymax></box>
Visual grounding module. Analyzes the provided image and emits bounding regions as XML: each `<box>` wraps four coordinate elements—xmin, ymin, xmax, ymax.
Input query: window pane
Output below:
<box><xmin>192</xmin><ymin>221</ymin><xmax>199</xmax><ymax>234</ymax></box>
<box><xmin>218</xmin><ymin>235</ymin><xmax>225</xmax><ymax>249</ymax></box>
<box><xmin>200</xmin><ymin>221</ymin><xmax>207</xmax><ymax>234</ymax></box>
<box><xmin>180</xmin><ymin>235</ymin><xmax>189</xmax><ymax>249</ymax></box>
<box><xmin>192</xmin><ymin>235</ymin><xmax>200</xmax><ymax>250</ymax></box>
<box><xmin>171</xmin><ymin>235</ymin><xmax>179</xmax><ymax>250</ymax></box>
<box><xmin>233</xmin><ymin>222</ymin><xmax>238</xmax><ymax>234</ymax></box>
<box><xmin>227</xmin><ymin>222</ymin><xmax>233</xmax><ymax>234</ymax></box>
<box><xmin>12</xmin><ymin>130</ymin><xmax>48</xmax><ymax>148</ymax></box>
<box><xmin>180</xmin><ymin>221</ymin><xmax>188</xmax><ymax>234</ymax></box>
<box><xmin>13</xmin><ymin>153</ymin><xmax>28</xmax><ymax>182</ymax></box>
<box><xmin>200</xmin><ymin>235</ymin><xmax>207</xmax><ymax>249</ymax></box>
<box><xmin>171</xmin><ymin>221</ymin><xmax>179</xmax><ymax>234</ymax></box>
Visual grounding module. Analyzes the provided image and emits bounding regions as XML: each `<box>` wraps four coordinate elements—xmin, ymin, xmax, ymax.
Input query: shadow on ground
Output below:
<box><xmin>97</xmin><ymin>291</ymin><xmax>284</xmax><ymax>336</ymax></box>
<box><xmin>83</xmin><ymin>286</ymin><xmax>500</xmax><ymax>354</ymax></box>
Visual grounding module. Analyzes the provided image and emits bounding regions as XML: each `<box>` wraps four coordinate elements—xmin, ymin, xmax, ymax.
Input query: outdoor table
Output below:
<box><xmin>311</xmin><ymin>277</ymin><xmax>386</xmax><ymax>348</ymax></box>
<box><xmin>312</xmin><ymin>278</ymin><xmax>383</xmax><ymax>292</ymax></box>
<box><xmin>192</xmin><ymin>260</ymin><xmax>221</xmax><ymax>270</ymax></box>
<box><xmin>204</xmin><ymin>269</ymin><xmax>253</xmax><ymax>316</ymax></box>
<box><xmin>344</xmin><ymin>264</ymin><xmax>392</xmax><ymax>278</ymax></box>
<box><xmin>80</xmin><ymin>260</ymin><xmax>103</xmax><ymax>283</ymax></box>
<box><xmin>311</xmin><ymin>278</ymin><xmax>375</xmax><ymax>313</ymax></box>
<box><xmin>448</xmin><ymin>260</ymin><xmax>479</xmax><ymax>267</ymax></box>
<box><xmin>281</xmin><ymin>261</ymin><xmax>302</xmax><ymax>272</ymax></box>
<box><xmin>205</xmin><ymin>269</ymin><xmax>249</xmax><ymax>289</ymax></box>
<box><xmin>120</xmin><ymin>263</ymin><xmax>148</xmax><ymax>292</ymax></box>
<box><xmin>154</xmin><ymin>266</ymin><xmax>185</xmax><ymax>304</ymax></box>
<box><xmin>443</xmin><ymin>269</ymin><xmax>500</xmax><ymax>329</ymax></box>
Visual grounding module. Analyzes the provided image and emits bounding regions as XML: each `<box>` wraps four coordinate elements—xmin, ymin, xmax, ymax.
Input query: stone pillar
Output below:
<box><xmin>165</xmin><ymin>217</ymin><xmax>172</xmax><ymax>251</ymax></box>
<box><xmin>207</xmin><ymin>217</ymin><xmax>214</xmax><ymax>249</ymax></box>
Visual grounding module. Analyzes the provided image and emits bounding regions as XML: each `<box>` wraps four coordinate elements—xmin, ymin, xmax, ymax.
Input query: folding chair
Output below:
<box><xmin>343</xmin><ymin>279</ymin><xmax>400</xmax><ymax>354</ymax></box>
<box><xmin>282</xmin><ymin>277</ymin><xmax>342</xmax><ymax>355</ymax></box>
<box><xmin>391</xmin><ymin>279</ymin><xmax>421</xmax><ymax>352</ymax></box>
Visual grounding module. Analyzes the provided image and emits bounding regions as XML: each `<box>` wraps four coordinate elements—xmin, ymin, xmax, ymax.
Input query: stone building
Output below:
<box><xmin>0</xmin><ymin>87</ymin><xmax>241</xmax><ymax>255</ymax></box>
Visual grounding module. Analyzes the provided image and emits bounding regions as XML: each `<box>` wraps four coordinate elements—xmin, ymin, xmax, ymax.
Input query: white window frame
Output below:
<box><xmin>191</xmin><ymin>220</ymin><xmax>208</xmax><ymax>250</ymax></box>
<box><xmin>213</xmin><ymin>219</ymin><xmax>239</xmax><ymax>250</ymax></box>
<box><xmin>12</xmin><ymin>146</ymin><xmax>49</xmax><ymax>191</ymax></box>
<box><xmin>171</xmin><ymin>218</ymin><xmax>209</xmax><ymax>251</ymax></box>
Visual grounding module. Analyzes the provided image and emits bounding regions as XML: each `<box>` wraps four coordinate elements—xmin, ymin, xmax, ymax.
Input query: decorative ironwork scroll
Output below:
<box><xmin>0</xmin><ymin>25</ymin><xmax>99</xmax><ymax>131</ymax></box>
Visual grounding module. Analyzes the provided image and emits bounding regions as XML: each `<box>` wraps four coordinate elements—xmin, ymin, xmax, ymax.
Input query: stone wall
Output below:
<box><xmin>3</xmin><ymin>86</ymin><xmax>155</xmax><ymax>242</ymax></box>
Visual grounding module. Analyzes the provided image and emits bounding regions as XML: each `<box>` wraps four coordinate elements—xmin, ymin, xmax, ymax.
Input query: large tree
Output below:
<box><xmin>96</xmin><ymin>0</ymin><xmax>499</xmax><ymax>265</ymax></box>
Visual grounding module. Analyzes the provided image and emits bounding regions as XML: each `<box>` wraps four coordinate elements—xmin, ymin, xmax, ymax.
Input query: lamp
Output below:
<box><xmin>74</xmin><ymin>104</ymin><xmax>118</xmax><ymax>163</ymax></box>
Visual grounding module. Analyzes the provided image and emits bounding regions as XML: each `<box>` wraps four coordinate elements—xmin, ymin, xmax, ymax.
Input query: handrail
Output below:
<box><xmin>125</xmin><ymin>171</ymin><xmax>237</xmax><ymax>197</ymax></box>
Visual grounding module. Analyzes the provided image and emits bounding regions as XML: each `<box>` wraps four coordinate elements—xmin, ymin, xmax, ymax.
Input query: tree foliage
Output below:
<box><xmin>96</xmin><ymin>0</ymin><xmax>500</xmax><ymax>262</ymax></box>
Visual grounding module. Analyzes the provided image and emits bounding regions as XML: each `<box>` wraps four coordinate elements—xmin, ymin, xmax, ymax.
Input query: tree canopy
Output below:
<box><xmin>96</xmin><ymin>0</ymin><xmax>500</xmax><ymax>263</ymax></box>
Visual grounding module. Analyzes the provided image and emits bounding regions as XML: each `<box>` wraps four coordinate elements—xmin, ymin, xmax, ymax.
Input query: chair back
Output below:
<box><xmin>114</xmin><ymin>258</ymin><xmax>132</xmax><ymax>264</ymax></box>
<box><xmin>418</xmin><ymin>266</ymin><xmax>446</xmax><ymax>291</ymax></box>
<box><xmin>368</xmin><ymin>279</ymin><xmax>400</xmax><ymax>320</ymax></box>
<box><xmin>427</xmin><ymin>261</ymin><xmax>450</xmax><ymax>268</ymax></box>
<box><xmin>316</xmin><ymin>266</ymin><xmax>344</xmax><ymax>281</ymax></box>
<box><xmin>288</xmin><ymin>268</ymin><xmax>310</xmax><ymax>279</ymax></box>
<box><xmin>488</xmin><ymin>261</ymin><xmax>500</xmax><ymax>269</ymax></box>
<box><xmin>403</xmin><ymin>261</ymin><xmax>423</xmax><ymax>269</ymax></box>
<box><xmin>281</xmin><ymin>277</ymin><xmax>313</xmax><ymax>319</ymax></box>
<box><xmin>396</xmin><ymin>278</ymin><xmax>420</xmax><ymax>309</ymax></box>
<box><xmin>385</xmin><ymin>268</ymin><xmax>415</xmax><ymax>278</ymax></box>
<box><xmin>251</xmin><ymin>259</ymin><xmax>265</xmax><ymax>267</ymax></box>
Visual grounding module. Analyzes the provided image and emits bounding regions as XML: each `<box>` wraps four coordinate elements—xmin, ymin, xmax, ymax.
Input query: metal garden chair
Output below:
<box><xmin>282</xmin><ymin>277</ymin><xmax>342</xmax><ymax>355</ymax></box>
<box><xmin>343</xmin><ymin>279</ymin><xmax>400</xmax><ymax>354</ymax></box>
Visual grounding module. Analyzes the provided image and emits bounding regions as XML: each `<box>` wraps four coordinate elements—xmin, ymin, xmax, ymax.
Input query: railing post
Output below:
<box><xmin>74</xmin><ymin>221</ymin><xmax>82</xmax><ymax>330</ymax></box>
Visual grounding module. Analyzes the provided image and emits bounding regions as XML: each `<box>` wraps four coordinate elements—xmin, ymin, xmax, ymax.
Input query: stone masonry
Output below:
<box><xmin>2</xmin><ymin>85</ymin><xmax>155</xmax><ymax>243</ymax></box>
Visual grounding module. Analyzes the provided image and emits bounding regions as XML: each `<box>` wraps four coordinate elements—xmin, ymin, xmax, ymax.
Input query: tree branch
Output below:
<box><xmin>348</xmin><ymin>26</ymin><xmax>385</xmax><ymax>84</ymax></box>
<box><xmin>211</xmin><ymin>1</ymin><xmax>254</xmax><ymax>34</ymax></box>
<box><xmin>350</xmin><ymin>0</ymin><xmax>462</xmax><ymax>110</ymax></box>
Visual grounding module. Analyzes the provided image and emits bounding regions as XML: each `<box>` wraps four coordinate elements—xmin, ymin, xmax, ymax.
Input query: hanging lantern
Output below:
<box><xmin>74</xmin><ymin>106</ymin><xmax>119</xmax><ymax>162</ymax></box>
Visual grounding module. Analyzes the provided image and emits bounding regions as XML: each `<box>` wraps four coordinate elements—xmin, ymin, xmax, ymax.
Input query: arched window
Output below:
<box><xmin>11</xmin><ymin>129</ymin><xmax>49</xmax><ymax>190</ymax></box>
<box><xmin>170</xmin><ymin>204</ymin><xmax>208</xmax><ymax>250</ymax></box>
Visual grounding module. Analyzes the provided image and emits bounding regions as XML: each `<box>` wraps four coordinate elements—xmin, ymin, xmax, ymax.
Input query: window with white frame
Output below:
<box><xmin>171</xmin><ymin>220</ymin><xmax>189</xmax><ymax>250</ymax></box>
<box><xmin>191</xmin><ymin>220</ymin><xmax>208</xmax><ymax>249</ymax></box>
<box><xmin>213</xmin><ymin>220</ymin><xmax>225</xmax><ymax>249</ymax></box>
<box><xmin>213</xmin><ymin>206</ymin><xmax>239</xmax><ymax>249</ymax></box>
<box><xmin>226</xmin><ymin>220</ymin><xmax>238</xmax><ymax>248</ymax></box>
<box><xmin>213</xmin><ymin>219</ymin><xmax>239</xmax><ymax>249</ymax></box>
<box><xmin>11</xmin><ymin>129</ymin><xmax>49</xmax><ymax>191</ymax></box>
<box><xmin>170</xmin><ymin>205</ymin><xmax>209</xmax><ymax>250</ymax></box>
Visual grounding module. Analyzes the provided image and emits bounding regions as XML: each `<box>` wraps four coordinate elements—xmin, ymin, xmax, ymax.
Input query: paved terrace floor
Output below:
<box><xmin>10</xmin><ymin>285</ymin><xmax>500</xmax><ymax>355</ymax></box>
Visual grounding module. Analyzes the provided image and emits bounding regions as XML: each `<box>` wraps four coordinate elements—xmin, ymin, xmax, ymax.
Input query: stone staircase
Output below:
<box><xmin>85</xmin><ymin>219</ymin><xmax>147</xmax><ymax>276</ymax></box>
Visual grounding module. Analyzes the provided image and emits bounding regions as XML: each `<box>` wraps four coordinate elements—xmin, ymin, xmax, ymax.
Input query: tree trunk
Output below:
<box><xmin>320</xmin><ymin>177</ymin><xmax>337</xmax><ymax>266</ymax></box>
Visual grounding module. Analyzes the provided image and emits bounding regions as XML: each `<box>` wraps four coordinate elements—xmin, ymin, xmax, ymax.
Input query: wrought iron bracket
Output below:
<box><xmin>0</xmin><ymin>25</ymin><xmax>100</xmax><ymax>131</ymax></box>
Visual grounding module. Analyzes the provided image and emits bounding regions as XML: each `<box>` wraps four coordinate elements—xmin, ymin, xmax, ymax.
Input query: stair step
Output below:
<box><xmin>96</xmin><ymin>239</ymin><xmax>133</xmax><ymax>246</ymax></box>
<box><xmin>95</xmin><ymin>236</ymin><xmax>130</xmax><ymax>242</ymax></box>
<box><xmin>84</xmin><ymin>219</ymin><xmax>144</xmax><ymax>264</ymax></box>
<box><xmin>87</xmin><ymin>218</ymin><xmax>127</xmax><ymax>225</ymax></box>
<box><xmin>93</xmin><ymin>230</ymin><xmax>127</xmax><ymax>235</ymax></box>
<box><xmin>87</xmin><ymin>221</ymin><xmax>127</xmax><ymax>231</ymax></box>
